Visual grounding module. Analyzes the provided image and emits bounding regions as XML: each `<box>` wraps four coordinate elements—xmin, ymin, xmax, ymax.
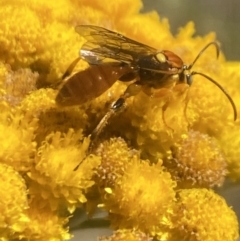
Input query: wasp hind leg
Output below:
<box><xmin>142</xmin><ymin>86</ymin><xmax>174</xmax><ymax>131</ymax></box>
<box><xmin>90</xmin><ymin>82</ymin><xmax>142</xmax><ymax>144</ymax></box>
<box><xmin>73</xmin><ymin>82</ymin><xmax>142</xmax><ymax>171</ymax></box>
<box><xmin>73</xmin><ymin>80</ymin><xmax>143</xmax><ymax>171</ymax></box>
<box><xmin>62</xmin><ymin>57</ymin><xmax>81</xmax><ymax>80</ymax></box>
<box><xmin>53</xmin><ymin>57</ymin><xmax>82</xmax><ymax>89</ymax></box>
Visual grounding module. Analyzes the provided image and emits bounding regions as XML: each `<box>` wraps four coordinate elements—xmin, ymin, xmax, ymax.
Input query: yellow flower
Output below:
<box><xmin>0</xmin><ymin>62</ymin><xmax>38</xmax><ymax>106</ymax></box>
<box><xmin>0</xmin><ymin>0</ymin><xmax>82</xmax><ymax>85</ymax></box>
<box><xmin>102</xmin><ymin>154</ymin><xmax>176</xmax><ymax>239</ymax></box>
<box><xmin>83</xmin><ymin>137</ymin><xmax>141</xmax><ymax>215</ymax></box>
<box><xmin>95</xmin><ymin>137</ymin><xmax>139</xmax><ymax>188</ymax></box>
<box><xmin>0</xmin><ymin>101</ymin><xmax>37</xmax><ymax>172</ymax></box>
<box><xmin>0</xmin><ymin>64</ymin><xmax>39</xmax><ymax>171</ymax></box>
<box><xmin>28</xmin><ymin>129</ymin><xmax>100</xmax><ymax>212</ymax></box>
<box><xmin>19</xmin><ymin>88</ymin><xmax>56</xmax><ymax>113</ymax></box>
<box><xmin>169</xmin><ymin>188</ymin><xmax>239</xmax><ymax>241</ymax></box>
<box><xmin>166</xmin><ymin>130</ymin><xmax>227</xmax><ymax>188</ymax></box>
<box><xmin>0</xmin><ymin>63</ymin><xmax>9</xmax><ymax>99</ymax></box>
<box><xmin>0</xmin><ymin>163</ymin><xmax>29</xmax><ymax>240</ymax></box>
<box><xmin>218</xmin><ymin>121</ymin><xmax>240</xmax><ymax>181</ymax></box>
<box><xmin>23</xmin><ymin>198</ymin><xmax>71</xmax><ymax>241</ymax></box>
<box><xmin>18</xmin><ymin>86</ymin><xmax>90</xmax><ymax>144</ymax></box>
<box><xmin>99</xmin><ymin>229</ymin><xmax>152</xmax><ymax>241</ymax></box>
<box><xmin>0</xmin><ymin>5</ymin><xmax>42</xmax><ymax>68</ymax></box>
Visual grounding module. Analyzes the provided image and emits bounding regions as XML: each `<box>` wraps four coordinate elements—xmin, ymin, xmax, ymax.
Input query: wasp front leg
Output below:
<box><xmin>141</xmin><ymin>85</ymin><xmax>174</xmax><ymax>131</ymax></box>
<box><xmin>142</xmin><ymin>83</ymin><xmax>189</xmax><ymax>131</ymax></box>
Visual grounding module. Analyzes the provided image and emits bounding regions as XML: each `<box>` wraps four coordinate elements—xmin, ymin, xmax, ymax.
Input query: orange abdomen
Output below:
<box><xmin>56</xmin><ymin>65</ymin><xmax>131</xmax><ymax>106</ymax></box>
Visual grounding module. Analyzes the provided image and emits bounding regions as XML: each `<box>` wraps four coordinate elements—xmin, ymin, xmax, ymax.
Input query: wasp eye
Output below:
<box><xmin>155</xmin><ymin>52</ymin><xmax>167</xmax><ymax>63</ymax></box>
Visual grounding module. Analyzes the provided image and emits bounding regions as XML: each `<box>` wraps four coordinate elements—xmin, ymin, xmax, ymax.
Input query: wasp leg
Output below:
<box><xmin>73</xmin><ymin>82</ymin><xmax>142</xmax><ymax>171</ymax></box>
<box><xmin>161</xmin><ymin>101</ymin><xmax>174</xmax><ymax>132</ymax></box>
<box><xmin>53</xmin><ymin>57</ymin><xmax>82</xmax><ymax>89</ymax></box>
<box><xmin>73</xmin><ymin>90</ymin><xmax>130</xmax><ymax>171</ymax></box>
<box><xmin>62</xmin><ymin>57</ymin><xmax>81</xmax><ymax>80</ymax></box>
<box><xmin>183</xmin><ymin>88</ymin><xmax>191</xmax><ymax>127</ymax></box>
<box><xmin>142</xmin><ymin>86</ymin><xmax>174</xmax><ymax>131</ymax></box>
<box><xmin>91</xmin><ymin>82</ymin><xmax>142</xmax><ymax>142</ymax></box>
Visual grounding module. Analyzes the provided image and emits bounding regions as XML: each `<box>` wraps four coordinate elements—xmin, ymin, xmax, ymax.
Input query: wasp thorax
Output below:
<box><xmin>155</xmin><ymin>52</ymin><xmax>167</xmax><ymax>63</ymax></box>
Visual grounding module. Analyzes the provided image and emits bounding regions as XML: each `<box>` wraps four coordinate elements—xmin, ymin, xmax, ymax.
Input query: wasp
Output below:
<box><xmin>56</xmin><ymin>25</ymin><xmax>237</xmax><ymax>143</ymax></box>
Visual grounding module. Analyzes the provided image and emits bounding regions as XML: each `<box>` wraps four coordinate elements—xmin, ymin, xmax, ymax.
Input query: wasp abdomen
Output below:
<box><xmin>56</xmin><ymin>65</ymin><xmax>131</xmax><ymax>106</ymax></box>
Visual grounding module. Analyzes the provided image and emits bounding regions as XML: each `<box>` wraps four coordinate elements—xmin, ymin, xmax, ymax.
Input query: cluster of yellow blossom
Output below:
<box><xmin>92</xmin><ymin>139</ymin><xmax>239</xmax><ymax>241</ymax></box>
<box><xmin>0</xmin><ymin>0</ymin><xmax>240</xmax><ymax>240</ymax></box>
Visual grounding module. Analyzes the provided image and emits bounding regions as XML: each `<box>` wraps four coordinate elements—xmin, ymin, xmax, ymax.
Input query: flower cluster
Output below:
<box><xmin>0</xmin><ymin>0</ymin><xmax>240</xmax><ymax>240</ymax></box>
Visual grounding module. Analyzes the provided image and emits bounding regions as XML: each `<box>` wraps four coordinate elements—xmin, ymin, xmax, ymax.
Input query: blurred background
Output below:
<box><xmin>70</xmin><ymin>1</ymin><xmax>240</xmax><ymax>240</ymax></box>
<box><xmin>142</xmin><ymin>0</ymin><xmax>240</xmax><ymax>61</ymax></box>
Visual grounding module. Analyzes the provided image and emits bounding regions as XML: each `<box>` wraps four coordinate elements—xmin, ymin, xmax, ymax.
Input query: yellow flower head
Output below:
<box><xmin>0</xmin><ymin>101</ymin><xmax>38</xmax><ymax>172</ymax></box>
<box><xmin>19</xmin><ymin>88</ymin><xmax>56</xmax><ymax>114</ymax></box>
<box><xmin>28</xmin><ymin>129</ymin><xmax>100</xmax><ymax>212</ymax></box>
<box><xmin>0</xmin><ymin>0</ymin><xmax>80</xmax><ymax>84</ymax></box>
<box><xmin>219</xmin><ymin>123</ymin><xmax>240</xmax><ymax>181</ymax></box>
<box><xmin>166</xmin><ymin>130</ymin><xmax>227</xmax><ymax>188</ymax></box>
<box><xmin>0</xmin><ymin>63</ymin><xmax>38</xmax><ymax>106</ymax></box>
<box><xmin>104</xmin><ymin>158</ymin><xmax>176</xmax><ymax>238</ymax></box>
<box><xmin>170</xmin><ymin>188</ymin><xmax>239</xmax><ymax>241</ymax></box>
<box><xmin>99</xmin><ymin>229</ymin><xmax>152</xmax><ymax>241</ymax></box>
<box><xmin>23</xmin><ymin>198</ymin><xmax>71</xmax><ymax>241</ymax></box>
<box><xmin>95</xmin><ymin>137</ymin><xmax>139</xmax><ymax>188</ymax></box>
<box><xmin>19</xmin><ymin>86</ymin><xmax>90</xmax><ymax>145</ymax></box>
<box><xmin>0</xmin><ymin>163</ymin><xmax>29</xmax><ymax>240</ymax></box>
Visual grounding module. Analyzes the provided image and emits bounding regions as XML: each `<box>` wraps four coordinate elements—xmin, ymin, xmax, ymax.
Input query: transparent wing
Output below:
<box><xmin>75</xmin><ymin>25</ymin><xmax>157</xmax><ymax>65</ymax></box>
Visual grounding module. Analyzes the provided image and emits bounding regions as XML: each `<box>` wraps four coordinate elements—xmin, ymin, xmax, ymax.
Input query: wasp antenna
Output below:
<box><xmin>188</xmin><ymin>42</ymin><xmax>220</xmax><ymax>70</ymax></box>
<box><xmin>141</xmin><ymin>67</ymin><xmax>180</xmax><ymax>75</ymax></box>
<box><xmin>191</xmin><ymin>71</ymin><xmax>237</xmax><ymax>121</ymax></box>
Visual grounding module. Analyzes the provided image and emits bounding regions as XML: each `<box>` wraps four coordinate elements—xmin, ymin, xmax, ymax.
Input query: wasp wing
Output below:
<box><xmin>75</xmin><ymin>25</ymin><xmax>157</xmax><ymax>66</ymax></box>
